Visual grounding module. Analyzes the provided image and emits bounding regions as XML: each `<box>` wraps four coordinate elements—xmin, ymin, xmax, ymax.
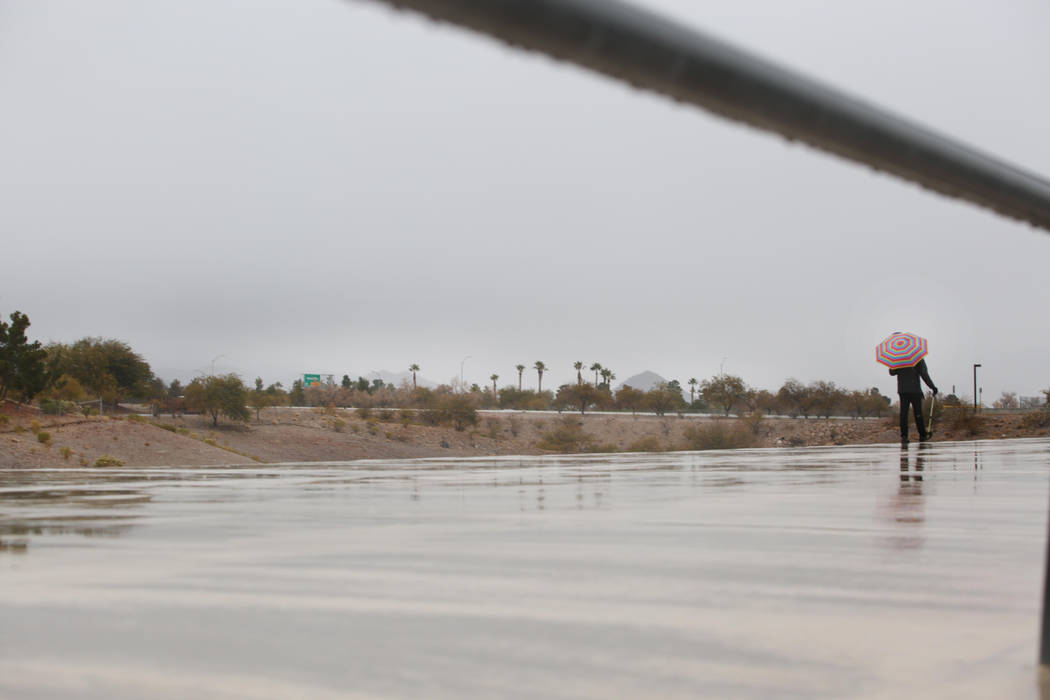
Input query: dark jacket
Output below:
<box><xmin>889</xmin><ymin>358</ymin><xmax>937</xmax><ymax>395</ymax></box>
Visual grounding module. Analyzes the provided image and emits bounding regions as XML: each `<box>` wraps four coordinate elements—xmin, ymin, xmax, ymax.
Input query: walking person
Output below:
<box><xmin>890</xmin><ymin>358</ymin><xmax>938</xmax><ymax>444</ymax></box>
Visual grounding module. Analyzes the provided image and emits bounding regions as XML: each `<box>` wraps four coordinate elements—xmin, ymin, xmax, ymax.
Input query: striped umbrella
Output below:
<box><xmin>876</xmin><ymin>332</ymin><xmax>928</xmax><ymax>369</ymax></box>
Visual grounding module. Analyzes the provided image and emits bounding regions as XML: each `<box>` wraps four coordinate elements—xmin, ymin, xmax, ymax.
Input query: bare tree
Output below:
<box><xmin>994</xmin><ymin>391</ymin><xmax>1019</xmax><ymax>409</ymax></box>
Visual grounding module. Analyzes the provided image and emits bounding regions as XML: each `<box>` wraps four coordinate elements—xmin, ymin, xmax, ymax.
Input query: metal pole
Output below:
<box><xmin>973</xmin><ymin>364</ymin><xmax>981</xmax><ymax>414</ymax></box>
<box><xmin>365</xmin><ymin>0</ymin><xmax>1050</xmax><ymax>232</ymax></box>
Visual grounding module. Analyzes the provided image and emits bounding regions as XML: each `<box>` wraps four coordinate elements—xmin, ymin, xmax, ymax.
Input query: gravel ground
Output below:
<box><xmin>1</xmin><ymin>408</ymin><xmax>1046</xmax><ymax>468</ymax></box>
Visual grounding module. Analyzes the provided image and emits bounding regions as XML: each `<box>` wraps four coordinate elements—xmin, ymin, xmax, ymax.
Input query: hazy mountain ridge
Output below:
<box><xmin>617</xmin><ymin>371</ymin><xmax>669</xmax><ymax>392</ymax></box>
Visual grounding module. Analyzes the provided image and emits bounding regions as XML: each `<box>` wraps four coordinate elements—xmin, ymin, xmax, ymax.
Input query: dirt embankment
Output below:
<box><xmin>1</xmin><ymin>407</ymin><xmax>1047</xmax><ymax>468</ymax></box>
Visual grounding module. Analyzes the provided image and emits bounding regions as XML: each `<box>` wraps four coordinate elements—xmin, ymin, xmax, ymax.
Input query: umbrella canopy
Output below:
<box><xmin>876</xmin><ymin>332</ymin><xmax>928</xmax><ymax>369</ymax></box>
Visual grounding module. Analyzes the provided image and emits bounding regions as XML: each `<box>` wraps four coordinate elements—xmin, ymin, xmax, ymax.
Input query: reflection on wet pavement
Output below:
<box><xmin>1</xmin><ymin>439</ymin><xmax>1049</xmax><ymax>698</ymax></box>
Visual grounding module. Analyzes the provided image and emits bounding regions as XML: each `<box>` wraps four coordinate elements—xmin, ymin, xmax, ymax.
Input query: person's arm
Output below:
<box><xmin>889</xmin><ymin>368</ymin><xmax>898</xmax><ymax>376</ymax></box>
<box><xmin>917</xmin><ymin>359</ymin><xmax>937</xmax><ymax>393</ymax></box>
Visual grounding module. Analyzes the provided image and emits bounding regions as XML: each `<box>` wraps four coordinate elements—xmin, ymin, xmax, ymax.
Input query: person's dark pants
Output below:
<box><xmin>899</xmin><ymin>392</ymin><xmax>926</xmax><ymax>441</ymax></box>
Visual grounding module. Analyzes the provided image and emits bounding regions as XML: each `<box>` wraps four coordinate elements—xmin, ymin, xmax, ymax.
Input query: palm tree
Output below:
<box><xmin>516</xmin><ymin>364</ymin><xmax>525</xmax><ymax>392</ymax></box>
<box><xmin>409</xmin><ymin>363</ymin><xmax>420</xmax><ymax>390</ymax></box>
<box><xmin>573</xmin><ymin>361</ymin><xmax>584</xmax><ymax>385</ymax></box>
<box><xmin>688</xmin><ymin>377</ymin><xmax>698</xmax><ymax>404</ymax></box>
<box><xmin>534</xmin><ymin>361</ymin><xmax>547</xmax><ymax>393</ymax></box>
<box><xmin>490</xmin><ymin>373</ymin><xmax>499</xmax><ymax>394</ymax></box>
<box><xmin>600</xmin><ymin>368</ymin><xmax>615</xmax><ymax>390</ymax></box>
<box><xmin>590</xmin><ymin>362</ymin><xmax>603</xmax><ymax>387</ymax></box>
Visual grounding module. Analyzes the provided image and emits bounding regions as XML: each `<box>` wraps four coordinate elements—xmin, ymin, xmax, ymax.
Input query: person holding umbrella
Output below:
<box><xmin>876</xmin><ymin>332</ymin><xmax>939</xmax><ymax>444</ymax></box>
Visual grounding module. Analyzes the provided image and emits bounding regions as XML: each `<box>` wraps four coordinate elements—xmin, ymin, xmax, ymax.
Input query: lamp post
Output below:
<box><xmin>460</xmin><ymin>355</ymin><xmax>471</xmax><ymax>392</ymax></box>
<box><xmin>720</xmin><ymin>356</ymin><xmax>728</xmax><ymax>378</ymax></box>
<box><xmin>973</xmin><ymin>363</ymin><xmax>981</xmax><ymax>414</ymax></box>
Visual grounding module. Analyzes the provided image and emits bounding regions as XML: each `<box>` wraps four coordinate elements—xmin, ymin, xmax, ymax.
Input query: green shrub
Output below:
<box><xmin>30</xmin><ymin>420</ymin><xmax>41</xmax><ymax>433</ymax></box>
<box><xmin>682</xmin><ymin>423</ymin><xmax>758</xmax><ymax>451</ymax></box>
<box><xmin>417</xmin><ymin>396</ymin><xmax>478</xmax><ymax>431</ymax></box>
<box><xmin>93</xmin><ymin>454</ymin><xmax>125</xmax><ymax>467</ymax></box>
<box><xmin>355</xmin><ymin>407</ymin><xmax>372</xmax><ymax>420</ymax></box>
<box><xmin>36</xmin><ymin>431</ymin><xmax>51</xmax><ymax>446</ymax></box>
<box><xmin>39</xmin><ymin>399</ymin><xmax>61</xmax><ymax>415</ymax></box>
<box><xmin>127</xmin><ymin>414</ymin><xmax>147</xmax><ymax>423</ymax></box>
<box><xmin>0</xmin><ymin>415</ymin><xmax>8</xmax><ymax>427</ymax></box>
<box><xmin>332</xmin><ymin>418</ymin><xmax>346</xmax><ymax>433</ymax></box>
<box><xmin>60</xmin><ymin>446</ymin><xmax>73</xmax><ymax>460</ymax></box>
<box><xmin>435</xmin><ymin>395</ymin><xmax>478</xmax><ymax>431</ymax></box>
<box><xmin>152</xmin><ymin>422</ymin><xmax>177</xmax><ymax>433</ymax></box>
<box><xmin>537</xmin><ymin>417</ymin><xmax>596</xmax><ymax>453</ymax></box>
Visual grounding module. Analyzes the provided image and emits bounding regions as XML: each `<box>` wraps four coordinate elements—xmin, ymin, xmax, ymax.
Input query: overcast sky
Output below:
<box><xmin>3</xmin><ymin>0</ymin><xmax>1049</xmax><ymax>401</ymax></box>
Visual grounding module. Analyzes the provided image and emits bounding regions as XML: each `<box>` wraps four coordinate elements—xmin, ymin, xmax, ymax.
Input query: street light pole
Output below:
<box><xmin>973</xmin><ymin>363</ymin><xmax>982</xmax><ymax>414</ymax></box>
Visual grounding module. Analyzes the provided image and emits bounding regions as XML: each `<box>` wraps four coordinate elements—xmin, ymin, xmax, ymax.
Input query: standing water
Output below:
<box><xmin>2</xmin><ymin>439</ymin><xmax>1049</xmax><ymax>699</ymax></box>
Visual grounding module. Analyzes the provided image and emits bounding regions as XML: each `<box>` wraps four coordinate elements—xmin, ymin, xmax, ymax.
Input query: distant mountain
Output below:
<box><xmin>617</xmin><ymin>371</ymin><xmax>668</xmax><ymax>392</ymax></box>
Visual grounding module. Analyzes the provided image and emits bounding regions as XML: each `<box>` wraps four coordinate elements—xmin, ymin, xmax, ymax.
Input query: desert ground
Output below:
<box><xmin>2</xmin><ymin>404</ymin><xmax>1048</xmax><ymax>469</ymax></box>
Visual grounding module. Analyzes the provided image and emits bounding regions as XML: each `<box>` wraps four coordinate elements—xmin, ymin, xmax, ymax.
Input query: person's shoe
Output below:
<box><xmin>919</xmin><ymin>432</ymin><xmax>931</xmax><ymax>442</ymax></box>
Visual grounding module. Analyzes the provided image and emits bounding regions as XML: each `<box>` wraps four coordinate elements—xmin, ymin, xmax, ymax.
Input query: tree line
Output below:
<box><xmin>6</xmin><ymin>309</ymin><xmax>1038</xmax><ymax>427</ymax></box>
<box><xmin>248</xmin><ymin>362</ymin><xmax>895</xmax><ymax>421</ymax></box>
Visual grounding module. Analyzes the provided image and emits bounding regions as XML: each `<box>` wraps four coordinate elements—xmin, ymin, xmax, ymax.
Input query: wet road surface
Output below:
<box><xmin>2</xmin><ymin>439</ymin><xmax>1049</xmax><ymax>698</ymax></box>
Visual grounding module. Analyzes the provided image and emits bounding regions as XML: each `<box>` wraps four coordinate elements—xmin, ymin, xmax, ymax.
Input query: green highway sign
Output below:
<box><xmin>303</xmin><ymin>374</ymin><xmax>321</xmax><ymax>386</ymax></box>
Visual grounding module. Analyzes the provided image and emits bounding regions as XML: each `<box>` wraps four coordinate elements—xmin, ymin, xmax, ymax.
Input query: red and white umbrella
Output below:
<box><xmin>876</xmin><ymin>332</ymin><xmax>928</xmax><ymax>369</ymax></box>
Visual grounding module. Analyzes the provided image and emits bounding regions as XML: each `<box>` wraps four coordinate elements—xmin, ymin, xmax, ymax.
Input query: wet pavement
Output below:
<box><xmin>2</xmin><ymin>439</ymin><xmax>1049</xmax><ymax>699</ymax></box>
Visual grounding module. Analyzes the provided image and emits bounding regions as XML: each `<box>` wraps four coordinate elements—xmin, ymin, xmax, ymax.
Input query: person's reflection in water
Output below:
<box><xmin>899</xmin><ymin>442</ymin><xmax>927</xmax><ymax>484</ymax></box>
<box><xmin>888</xmin><ymin>443</ymin><xmax>929</xmax><ymax>549</ymax></box>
